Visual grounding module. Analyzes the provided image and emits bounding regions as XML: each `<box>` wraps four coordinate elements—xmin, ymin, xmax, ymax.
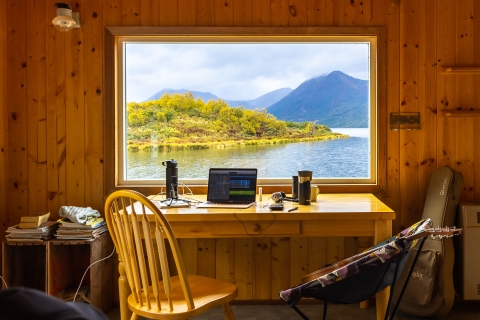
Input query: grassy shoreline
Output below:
<box><xmin>127</xmin><ymin>133</ymin><xmax>349</xmax><ymax>152</ymax></box>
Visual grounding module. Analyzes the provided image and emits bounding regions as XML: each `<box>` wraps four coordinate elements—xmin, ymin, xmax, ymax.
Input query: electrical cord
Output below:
<box><xmin>156</xmin><ymin>183</ymin><xmax>202</xmax><ymax>205</ymax></box>
<box><xmin>233</xmin><ymin>208</ymin><xmax>276</xmax><ymax>236</ymax></box>
<box><xmin>0</xmin><ymin>275</ymin><xmax>7</xmax><ymax>289</ymax></box>
<box><xmin>73</xmin><ymin>245</ymin><xmax>116</xmax><ymax>303</ymax></box>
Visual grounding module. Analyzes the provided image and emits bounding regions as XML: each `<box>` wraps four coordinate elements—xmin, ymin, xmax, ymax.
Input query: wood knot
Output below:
<box><xmin>289</xmin><ymin>5</ymin><xmax>297</xmax><ymax>17</ymax></box>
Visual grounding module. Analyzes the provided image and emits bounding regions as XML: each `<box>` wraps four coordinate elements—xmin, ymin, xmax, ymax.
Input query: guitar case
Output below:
<box><xmin>393</xmin><ymin>166</ymin><xmax>464</xmax><ymax>318</ymax></box>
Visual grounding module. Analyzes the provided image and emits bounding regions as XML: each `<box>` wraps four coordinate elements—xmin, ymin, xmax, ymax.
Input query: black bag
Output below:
<box><xmin>393</xmin><ymin>166</ymin><xmax>463</xmax><ymax>317</ymax></box>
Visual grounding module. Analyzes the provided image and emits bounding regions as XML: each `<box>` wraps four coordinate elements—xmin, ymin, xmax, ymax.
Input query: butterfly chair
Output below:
<box><xmin>105</xmin><ymin>190</ymin><xmax>238</xmax><ymax>320</ymax></box>
<box><xmin>280</xmin><ymin>219</ymin><xmax>448</xmax><ymax>320</ymax></box>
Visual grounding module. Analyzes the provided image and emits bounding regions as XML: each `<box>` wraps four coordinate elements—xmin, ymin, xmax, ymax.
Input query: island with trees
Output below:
<box><xmin>126</xmin><ymin>92</ymin><xmax>348</xmax><ymax>152</ymax></box>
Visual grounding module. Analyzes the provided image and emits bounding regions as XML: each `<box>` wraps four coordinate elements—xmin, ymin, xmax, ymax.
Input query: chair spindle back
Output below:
<box><xmin>105</xmin><ymin>190</ymin><xmax>195</xmax><ymax>313</ymax></box>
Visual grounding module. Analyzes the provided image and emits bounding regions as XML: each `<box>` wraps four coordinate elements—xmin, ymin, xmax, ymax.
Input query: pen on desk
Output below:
<box><xmin>288</xmin><ymin>207</ymin><xmax>298</xmax><ymax>212</ymax></box>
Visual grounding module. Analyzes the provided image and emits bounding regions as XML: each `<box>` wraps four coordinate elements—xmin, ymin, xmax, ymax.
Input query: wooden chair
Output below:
<box><xmin>105</xmin><ymin>189</ymin><xmax>237</xmax><ymax>320</ymax></box>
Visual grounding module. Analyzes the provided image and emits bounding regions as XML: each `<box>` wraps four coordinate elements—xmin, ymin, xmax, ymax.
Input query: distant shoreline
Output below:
<box><xmin>127</xmin><ymin>134</ymin><xmax>349</xmax><ymax>152</ymax></box>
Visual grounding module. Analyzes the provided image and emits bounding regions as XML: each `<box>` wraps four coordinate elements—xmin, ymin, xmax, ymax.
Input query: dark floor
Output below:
<box><xmin>106</xmin><ymin>300</ymin><xmax>480</xmax><ymax>320</ymax></box>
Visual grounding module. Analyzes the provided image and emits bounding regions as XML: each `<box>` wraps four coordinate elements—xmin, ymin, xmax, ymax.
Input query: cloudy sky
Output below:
<box><xmin>125</xmin><ymin>42</ymin><xmax>370</xmax><ymax>103</ymax></box>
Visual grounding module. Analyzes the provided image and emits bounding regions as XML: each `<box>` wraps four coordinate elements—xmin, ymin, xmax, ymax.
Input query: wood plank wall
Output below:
<box><xmin>1</xmin><ymin>0</ymin><xmax>480</xmax><ymax>301</ymax></box>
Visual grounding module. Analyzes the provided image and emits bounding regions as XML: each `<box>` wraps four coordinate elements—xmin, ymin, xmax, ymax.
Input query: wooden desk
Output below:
<box><xmin>117</xmin><ymin>193</ymin><xmax>394</xmax><ymax>320</ymax></box>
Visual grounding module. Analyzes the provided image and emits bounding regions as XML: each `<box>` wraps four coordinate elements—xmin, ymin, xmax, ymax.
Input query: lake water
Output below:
<box><xmin>126</xmin><ymin>128</ymin><xmax>369</xmax><ymax>180</ymax></box>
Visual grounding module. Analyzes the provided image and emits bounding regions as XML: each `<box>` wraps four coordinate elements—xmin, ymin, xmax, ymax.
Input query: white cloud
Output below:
<box><xmin>125</xmin><ymin>42</ymin><xmax>369</xmax><ymax>102</ymax></box>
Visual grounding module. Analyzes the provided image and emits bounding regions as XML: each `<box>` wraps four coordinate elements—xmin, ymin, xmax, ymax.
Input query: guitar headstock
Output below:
<box><xmin>424</xmin><ymin>226</ymin><xmax>463</xmax><ymax>239</ymax></box>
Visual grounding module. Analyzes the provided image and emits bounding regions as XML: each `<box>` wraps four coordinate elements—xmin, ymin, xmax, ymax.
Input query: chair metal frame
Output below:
<box><xmin>285</xmin><ymin>237</ymin><xmax>427</xmax><ymax>320</ymax></box>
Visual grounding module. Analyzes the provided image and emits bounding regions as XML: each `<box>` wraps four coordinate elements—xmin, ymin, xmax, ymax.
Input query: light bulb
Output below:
<box><xmin>52</xmin><ymin>15</ymin><xmax>76</xmax><ymax>32</ymax></box>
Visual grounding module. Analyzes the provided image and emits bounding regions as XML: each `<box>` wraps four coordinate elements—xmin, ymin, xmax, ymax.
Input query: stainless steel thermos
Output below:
<box><xmin>162</xmin><ymin>159</ymin><xmax>178</xmax><ymax>199</ymax></box>
<box><xmin>292</xmin><ymin>176</ymin><xmax>299</xmax><ymax>199</ymax></box>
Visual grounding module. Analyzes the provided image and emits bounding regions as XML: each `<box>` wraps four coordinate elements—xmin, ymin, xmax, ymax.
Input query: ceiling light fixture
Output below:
<box><xmin>52</xmin><ymin>3</ymin><xmax>80</xmax><ymax>32</ymax></box>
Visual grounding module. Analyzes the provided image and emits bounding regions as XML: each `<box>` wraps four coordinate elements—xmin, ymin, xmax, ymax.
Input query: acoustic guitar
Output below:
<box><xmin>301</xmin><ymin>227</ymin><xmax>463</xmax><ymax>284</ymax></box>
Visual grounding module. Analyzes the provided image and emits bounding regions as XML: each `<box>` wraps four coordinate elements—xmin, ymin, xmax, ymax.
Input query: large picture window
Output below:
<box><xmin>104</xmin><ymin>27</ymin><xmax>386</xmax><ymax>192</ymax></box>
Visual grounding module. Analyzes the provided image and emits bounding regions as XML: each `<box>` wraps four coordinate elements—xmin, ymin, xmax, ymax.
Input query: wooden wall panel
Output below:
<box><xmin>0</xmin><ymin>0</ymin><xmax>8</xmax><ymax>244</ymax></box>
<box><xmin>45</xmin><ymin>0</ymin><xmax>65</xmax><ymax>219</ymax></box>
<box><xmin>383</xmin><ymin>0</ymin><xmax>401</xmax><ymax>234</ymax></box>
<box><xmin>437</xmin><ymin>0</ymin><xmax>457</xmax><ymax>171</ymax></box>
<box><xmin>252</xmin><ymin>238</ymin><xmax>271</xmax><ymax>299</ymax></box>
<box><xmin>252</xmin><ymin>0</ymin><xmax>269</xmax><ymax>27</ymax></box>
<box><xmin>344</xmin><ymin>0</ymin><xmax>363</xmax><ymax>26</ymax></box>
<box><xmin>454</xmin><ymin>0</ymin><xmax>475</xmax><ymax>200</ymax></box>
<box><xmin>234</xmin><ymin>238</ymin><xmax>252</xmax><ymax>299</ymax></box>
<box><xmin>417</xmin><ymin>0</ymin><xmax>437</xmax><ymax>217</ymax></box>
<box><xmin>65</xmin><ymin>1</ymin><xmax>86</xmax><ymax>207</ymax></box>
<box><xmin>215</xmin><ymin>0</ymin><xmax>233</xmax><ymax>26</ymax></box>
<box><xmin>159</xmin><ymin>0</ymin><xmax>178</xmax><ymax>26</ymax></box>
<box><xmin>84</xmin><ymin>0</ymin><xmax>104</xmax><ymax>213</ymax></box>
<box><xmin>271</xmin><ymin>237</ymin><xmax>289</xmax><ymax>298</ymax></box>
<box><xmin>104</xmin><ymin>0</ymin><xmax>122</xmax><ymax>25</ymax></box>
<box><xmin>399</xmin><ymin>0</ymin><xmax>420</xmax><ymax>228</ymax></box>
<box><xmin>178</xmin><ymin>0</ymin><xmax>197</xmax><ymax>26</ymax></box>
<box><xmin>288</xmin><ymin>0</ymin><xmax>307</xmax><ymax>26</ymax></box>
<box><xmin>178</xmin><ymin>238</ymin><xmax>198</xmax><ymax>274</ymax></box>
<box><xmin>310</xmin><ymin>0</ymin><xmax>326</xmax><ymax>26</ymax></box>
<box><xmin>327</xmin><ymin>0</ymin><xmax>345</xmax><ymax>26</ymax></box>
<box><xmin>289</xmin><ymin>237</ymin><xmax>308</xmax><ymax>286</ymax></box>
<box><xmin>2</xmin><ymin>0</ymin><xmax>480</xmax><ymax>301</ymax></box>
<box><xmin>270</xmin><ymin>0</ymin><xmax>288</xmax><ymax>27</ymax></box>
<box><xmin>197</xmin><ymin>238</ymin><xmax>216</xmax><ymax>278</ymax></box>
<box><xmin>7</xmin><ymin>0</ymin><xmax>28</xmax><ymax>225</ymax></box>
<box><xmin>474</xmin><ymin>1</ymin><xmax>480</xmax><ymax>200</ymax></box>
<box><xmin>26</xmin><ymin>0</ymin><xmax>47</xmax><ymax>214</ymax></box>
<box><xmin>197</xmin><ymin>0</ymin><xmax>215</xmax><ymax>26</ymax></box>
<box><xmin>215</xmin><ymin>238</ymin><xmax>235</xmax><ymax>284</ymax></box>
<box><xmin>121</xmin><ymin>0</ymin><xmax>140</xmax><ymax>25</ymax></box>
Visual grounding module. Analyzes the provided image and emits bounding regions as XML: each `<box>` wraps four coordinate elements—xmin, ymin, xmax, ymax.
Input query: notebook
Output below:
<box><xmin>196</xmin><ymin>168</ymin><xmax>258</xmax><ymax>209</ymax></box>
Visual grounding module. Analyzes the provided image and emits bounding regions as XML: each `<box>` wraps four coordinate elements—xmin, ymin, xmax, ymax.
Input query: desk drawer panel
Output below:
<box><xmin>169</xmin><ymin>221</ymin><xmax>300</xmax><ymax>238</ymax></box>
<box><xmin>301</xmin><ymin>220</ymin><xmax>375</xmax><ymax>237</ymax></box>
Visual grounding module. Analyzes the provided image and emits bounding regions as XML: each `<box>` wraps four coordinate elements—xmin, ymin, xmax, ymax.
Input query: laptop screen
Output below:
<box><xmin>207</xmin><ymin>168</ymin><xmax>257</xmax><ymax>203</ymax></box>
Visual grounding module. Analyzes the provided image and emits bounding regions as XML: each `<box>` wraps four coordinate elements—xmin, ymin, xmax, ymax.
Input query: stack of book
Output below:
<box><xmin>55</xmin><ymin>217</ymin><xmax>108</xmax><ymax>240</ymax></box>
<box><xmin>6</xmin><ymin>220</ymin><xmax>59</xmax><ymax>242</ymax></box>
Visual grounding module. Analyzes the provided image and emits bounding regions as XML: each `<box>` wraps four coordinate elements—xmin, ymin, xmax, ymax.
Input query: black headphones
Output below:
<box><xmin>271</xmin><ymin>192</ymin><xmax>298</xmax><ymax>203</ymax></box>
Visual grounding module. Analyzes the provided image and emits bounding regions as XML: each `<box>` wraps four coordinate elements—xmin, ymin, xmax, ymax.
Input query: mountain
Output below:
<box><xmin>246</xmin><ymin>88</ymin><xmax>293</xmax><ymax>109</ymax></box>
<box><xmin>144</xmin><ymin>87</ymin><xmax>292</xmax><ymax>110</ymax></box>
<box><xmin>267</xmin><ymin>71</ymin><xmax>368</xmax><ymax>128</ymax></box>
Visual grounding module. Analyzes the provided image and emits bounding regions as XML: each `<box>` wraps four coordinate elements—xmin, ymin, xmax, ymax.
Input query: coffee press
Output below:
<box><xmin>298</xmin><ymin>170</ymin><xmax>313</xmax><ymax>205</ymax></box>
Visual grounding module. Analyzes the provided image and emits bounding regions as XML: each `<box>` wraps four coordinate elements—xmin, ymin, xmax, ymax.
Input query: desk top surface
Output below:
<box><xmin>146</xmin><ymin>193</ymin><xmax>395</xmax><ymax>221</ymax></box>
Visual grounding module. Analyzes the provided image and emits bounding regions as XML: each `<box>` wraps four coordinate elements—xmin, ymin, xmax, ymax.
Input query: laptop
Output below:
<box><xmin>196</xmin><ymin>168</ymin><xmax>258</xmax><ymax>209</ymax></box>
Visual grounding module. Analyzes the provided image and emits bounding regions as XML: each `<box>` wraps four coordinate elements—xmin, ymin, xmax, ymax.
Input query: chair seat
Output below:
<box><xmin>128</xmin><ymin>274</ymin><xmax>238</xmax><ymax>319</ymax></box>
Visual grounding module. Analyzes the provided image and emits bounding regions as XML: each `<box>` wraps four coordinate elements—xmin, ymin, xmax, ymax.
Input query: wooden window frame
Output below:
<box><xmin>104</xmin><ymin>26</ymin><xmax>387</xmax><ymax>197</ymax></box>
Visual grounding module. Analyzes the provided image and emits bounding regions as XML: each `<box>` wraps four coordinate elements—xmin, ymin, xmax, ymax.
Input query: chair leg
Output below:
<box><xmin>130</xmin><ymin>313</ymin><xmax>140</xmax><ymax>320</ymax></box>
<box><xmin>291</xmin><ymin>305</ymin><xmax>310</xmax><ymax>320</ymax></box>
<box><xmin>222</xmin><ymin>302</ymin><xmax>235</xmax><ymax>320</ymax></box>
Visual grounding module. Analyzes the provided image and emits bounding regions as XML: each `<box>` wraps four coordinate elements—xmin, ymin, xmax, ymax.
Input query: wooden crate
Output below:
<box><xmin>2</xmin><ymin>232</ymin><xmax>114</xmax><ymax>314</ymax></box>
<box><xmin>2</xmin><ymin>241</ymin><xmax>47</xmax><ymax>291</ymax></box>
<box><xmin>48</xmin><ymin>232</ymin><xmax>114</xmax><ymax>313</ymax></box>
